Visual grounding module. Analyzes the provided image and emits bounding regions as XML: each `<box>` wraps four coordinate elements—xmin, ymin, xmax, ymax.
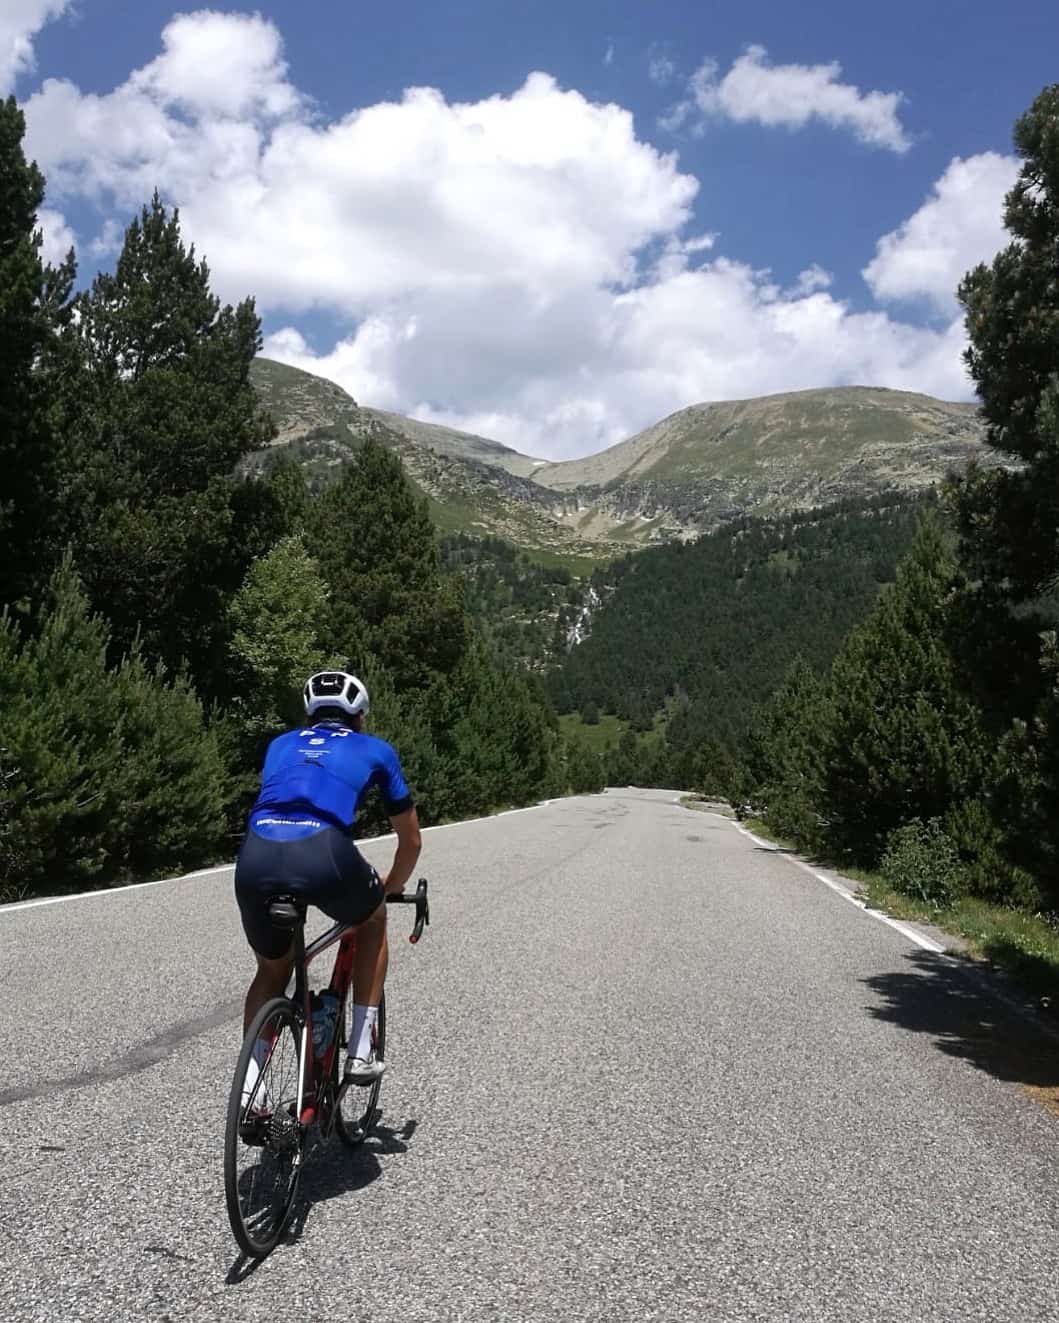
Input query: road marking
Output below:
<box><xmin>0</xmin><ymin>797</ymin><xmax>569</xmax><ymax>916</ymax></box>
<box><xmin>0</xmin><ymin>865</ymin><xmax>235</xmax><ymax>914</ymax></box>
<box><xmin>726</xmin><ymin>819</ymin><xmax>946</xmax><ymax>954</ymax></box>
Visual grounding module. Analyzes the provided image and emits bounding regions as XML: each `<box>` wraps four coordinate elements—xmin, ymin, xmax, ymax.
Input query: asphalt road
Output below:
<box><xmin>4</xmin><ymin>788</ymin><xmax>1059</xmax><ymax>1322</ymax></box>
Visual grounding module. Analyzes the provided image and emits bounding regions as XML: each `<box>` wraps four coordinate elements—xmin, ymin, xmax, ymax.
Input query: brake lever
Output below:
<box><xmin>386</xmin><ymin>877</ymin><xmax>430</xmax><ymax>944</ymax></box>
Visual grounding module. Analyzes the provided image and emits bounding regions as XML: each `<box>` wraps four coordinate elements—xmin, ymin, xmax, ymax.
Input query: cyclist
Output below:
<box><xmin>234</xmin><ymin>670</ymin><xmax>421</xmax><ymax>1090</ymax></box>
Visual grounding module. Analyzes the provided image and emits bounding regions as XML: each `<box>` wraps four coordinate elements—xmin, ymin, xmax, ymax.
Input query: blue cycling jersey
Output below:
<box><xmin>248</xmin><ymin>722</ymin><xmax>413</xmax><ymax>842</ymax></box>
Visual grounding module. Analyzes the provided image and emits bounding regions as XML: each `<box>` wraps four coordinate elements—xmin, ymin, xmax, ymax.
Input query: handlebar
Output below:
<box><xmin>385</xmin><ymin>877</ymin><xmax>430</xmax><ymax>944</ymax></box>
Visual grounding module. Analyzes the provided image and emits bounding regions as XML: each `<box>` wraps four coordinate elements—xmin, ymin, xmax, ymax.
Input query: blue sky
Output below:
<box><xmin>8</xmin><ymin>1</ymin><xmax>1057</xmax><ymax>457</ymax></box>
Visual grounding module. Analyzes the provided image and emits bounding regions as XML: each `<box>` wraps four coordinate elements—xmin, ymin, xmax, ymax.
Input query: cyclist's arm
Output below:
<box><xmin>383</xmin><ymin>805</ymin><xmax>421</xmax><ymax>896</ymax></box>
<box><xmin>374</xmin><ymin>741</ymin><xmax>420</xmax><ymax>895</ymax></box>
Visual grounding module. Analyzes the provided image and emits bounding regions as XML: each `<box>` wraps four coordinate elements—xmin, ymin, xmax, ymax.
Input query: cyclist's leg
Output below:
<box><xmin>352</xmin><ymin>897</ymin><xmax>388</xmax><ymax>1009</ymax></box>
<box><xmin>310</xmin><ymin>831</ymin><xmax>386</xmax><ymax>981</ymax></box>
<box><xmin>234</xmin><ymin>832</ymin><xmax>296</xmax><ymax>1032</ymax></box>
<box><xmin>243</xmin><ymin>950</ymin><xmax>295</xmax><ymax>1034</ymax></box>
<box><xmin>309</xmin><ymin>833</ymin><xmax>387</xmax><ymax>1067</ymax></box>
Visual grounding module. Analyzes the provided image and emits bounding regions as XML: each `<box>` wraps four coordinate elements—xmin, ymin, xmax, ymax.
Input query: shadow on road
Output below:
<box><xmin>863</xmin><ymin>950</ymin><xmax>1059</xmax><ymax>1110</ymax></box>
<box><xmin>224</xmin><ymin>1118</ymin><xmax>417</xmax><ymax>1280</ymax></box>
<box><xmin>287</xmin><ymin>1118</ymin><xmax>416</xmax><ymax>1243</ymax></box>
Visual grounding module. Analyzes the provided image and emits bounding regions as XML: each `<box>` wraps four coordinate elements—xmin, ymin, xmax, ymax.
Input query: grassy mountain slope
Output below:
<box><xmin>249</xmin><ymin>359</ymin><xmax>995</xmax><ymax>554</ymax></box>
<box><xmin>362</xmin><ymin>408</ymin><xmax>545</xmax><ymax>478</ymax></box>
<box><xmin>531</xmin><ymin>387</ymin><xmax>991</xmax><ymax>535</ymax></box>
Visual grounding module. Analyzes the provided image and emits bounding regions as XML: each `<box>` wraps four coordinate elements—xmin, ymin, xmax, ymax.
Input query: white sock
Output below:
<box><xmin>351</xmin><ymin>1004</ymin><xmax>378</xmax><ymax>1060</ymax></box>
<box><xmin>242</xmin><ymin>1038</ymin><xmax>271</xmax><ymax>1103</ymax></box>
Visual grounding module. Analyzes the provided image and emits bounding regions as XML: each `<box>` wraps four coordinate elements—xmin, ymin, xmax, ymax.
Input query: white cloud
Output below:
<box><xmin>0</xmin><ymin>0</ymin><xmax>69</xmax><ymax>96</ymax></box>
<box><xmin>664</xmin><ymin>45</ymin><xmax>911</xmax><ymax>153</ymax></box>
<box><xmin>788</xmin><ymin>264</ymin><xmax>832</xmax><ymax>297</ymax></box>
<box><xmin>266</xmin><ymin>254</ymin><xmax>974</xmax><ymax>460</ymax></box>
<box><xmin>863</xmin><ymin>152</ymin><xmax>1018</xmax><ymax>313</ymax></box>
<box><xmin>27</xmin><ymin>27</ymin><xmax>697</xmax><ymax>310</ymax></box>
<box><xmin>127</xmin><ymin>10</ymin><xmax>303</xmax><ymax>120</ymax></box>
<box><xmin>36</xmin><ymin>205</ymin><xmax>75</xmax><ymax>264</ymax></box>
<box><xmin>603</xmin><ymin>42</ymin><xmax>614</xmax><ymax>68</ymax></box>
<box><xmin>648</xmin><ymin>52</ymin><xmax>676</xmax><ymax>87</ymax></box>
<box><xmin>88</xmin><ymin>217</ymin><xmax>123</xmax><ymax>259</ymax></box>
<box><xmin>24</xmin><ymin>12</ymin><xmax>988</xmax><ymax>459</ymax></box>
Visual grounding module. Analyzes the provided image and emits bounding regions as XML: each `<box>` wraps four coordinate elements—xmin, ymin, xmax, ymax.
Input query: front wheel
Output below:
<box><xmin>224</xmin><ymin>997</ymin><xmax>305</xmax><ymax>1259</ymax></box>
<box><xmin>335</xmin><ymin>990</ymin><xmax>386</xmax><ymax>1148</ymax></box>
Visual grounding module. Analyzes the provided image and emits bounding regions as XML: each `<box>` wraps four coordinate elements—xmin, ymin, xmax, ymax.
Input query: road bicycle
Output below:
<box><xmin>224</xmin><ymin>878</ymin><xmax>430</xmax><ymax>1259</ymax></box>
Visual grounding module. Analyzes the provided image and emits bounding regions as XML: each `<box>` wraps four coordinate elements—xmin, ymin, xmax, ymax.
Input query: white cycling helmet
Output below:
<box><xmin>303</xmin><ymin>670</ymin><xmax>370</xmax><ymax>719</ymax></box>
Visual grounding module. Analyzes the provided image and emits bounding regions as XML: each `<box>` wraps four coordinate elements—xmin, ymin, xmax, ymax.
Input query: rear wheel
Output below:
<box><xmin>335</xmin><ymin>990</ymin><xmax>386</xmax><ymax>1148</ymax></box>
<box><xmin>224</xmin><ymin>997</ymin><xmax>305</xmax><ymax>1259</ymax></box>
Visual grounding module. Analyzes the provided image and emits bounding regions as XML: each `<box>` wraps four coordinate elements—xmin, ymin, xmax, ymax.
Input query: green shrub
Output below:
<box><xmin>0</xmin><ymin>557</ymin><xmax>229</xmax><ymax>894</ymax></box>
<box><xmin>564</xmin><ymin>741</ymin><xmax>604</xmax><ymax>794</ymax></box>
<box><xmin>880</xmin><ymin>818</ymin><xmax>961</xmax><ymax>909</ymax></box>
<box><xmin>762</xmin><ymin>787</ymin><xmax>824</xmax><ymax>854</ymax></box>
<box><xmin>942</xmin><ymin>796</ymin><xmax>1043</xmax><ymax>910</ymax></box>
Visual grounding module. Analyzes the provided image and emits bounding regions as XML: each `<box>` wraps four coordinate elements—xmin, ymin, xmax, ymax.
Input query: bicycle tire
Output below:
<box><xmin>224</xmin><ymin>997</ymin><xmax>305</xmax><ymax>1259</ymax></box>
<box><xmin>335</xmin><ymin>990</ymin><xmax>386</xmax><ymax>1148</ymax></box>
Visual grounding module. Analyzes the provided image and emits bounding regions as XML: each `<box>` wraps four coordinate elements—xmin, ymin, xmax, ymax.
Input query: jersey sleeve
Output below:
<box><xmin>374</xmin><ymin>741</ymin><xmax>414</xmax><ymax>816</ymax></box>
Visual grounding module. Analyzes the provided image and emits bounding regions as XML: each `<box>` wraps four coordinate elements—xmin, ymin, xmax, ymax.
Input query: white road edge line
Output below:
<box><xmin>725</xmin><ymin>817</ymin><xmax>946</xmax><ymax>954</ymax></box>
<box><xmin>0</xmin><ymin>797</ymin><xmax>567</xmax><ymax>916</ymax></box>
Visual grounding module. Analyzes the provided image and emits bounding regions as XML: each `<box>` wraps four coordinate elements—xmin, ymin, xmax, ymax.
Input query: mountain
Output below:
<box><xmin>529</xmin><ymin>387</ymin><xmax>990</xmax><ymax>535</ymax></box>
<box><xmin>248</xmin><ymin>358</ymin><xmax>607</xmax><ymax>558</ymax></box>
<box><xmin>248</xmin><ymin>359</ymin><xmax>996</xmax><ymax>556</ymax></box>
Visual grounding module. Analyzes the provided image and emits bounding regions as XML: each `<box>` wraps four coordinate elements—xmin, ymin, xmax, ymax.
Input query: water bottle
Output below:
<box><xmin>312</xmin><ymin>990</ymin><xmax>340</xmax><ymax>1054</ymax></box>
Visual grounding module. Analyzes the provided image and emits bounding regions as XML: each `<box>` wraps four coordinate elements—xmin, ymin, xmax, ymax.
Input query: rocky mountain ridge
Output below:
<box><xmin>248</xmin><ymin>358</ymin><xmax>997</xmax><ymax>557</ymax></box>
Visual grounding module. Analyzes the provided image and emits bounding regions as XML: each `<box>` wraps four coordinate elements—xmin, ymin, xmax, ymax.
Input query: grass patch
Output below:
<box><xmin>518</xmin><ymin>545</ymin><xmax>610</xmax><ymax>576</ymax></box>
<box><xmin>560</xmin><ymin>707</ymin><xmax>670</xmax><ymax>756</ymax></box>
<box><xmin>742</xmin><ymin>816</ymin><xmax>800</xmax><ymax>851</ymax></box>
<box><xmin>559</xmin><ymin>711</ymin><xmax>628</xmax><ymax>753</ymax></box>
<box><xmin>860</xmin><ymin>876</ymin><xmax>1059</xmax><ymax>1003</ymax></box>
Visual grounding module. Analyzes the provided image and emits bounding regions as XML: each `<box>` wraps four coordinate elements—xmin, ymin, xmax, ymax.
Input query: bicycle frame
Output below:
<box><xmin>283</xmin><ymin>879</ymin><xmax>430</xmax><ymax>1131</ymax></box>
<box><xmin>290</xmin><ymin>918</ymin><xmax>356</xmax><ymax>1130</ymax></box>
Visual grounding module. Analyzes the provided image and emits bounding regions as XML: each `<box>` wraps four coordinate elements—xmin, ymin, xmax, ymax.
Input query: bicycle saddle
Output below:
<box><xmin>267</xmin><ymin>897</ymin><xmax>305</xmax><ymax>928</ymax></box>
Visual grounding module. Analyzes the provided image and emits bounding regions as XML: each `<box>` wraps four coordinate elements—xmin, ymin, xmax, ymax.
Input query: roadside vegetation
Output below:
<box><xmin>730</xmin><ymin>88</ymin><xmax>1059</xmax><ymax>925</ymax></box>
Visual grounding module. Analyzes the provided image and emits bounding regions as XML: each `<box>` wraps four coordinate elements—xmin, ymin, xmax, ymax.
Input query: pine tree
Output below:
<box><xmin>65</xmin><ymin>195</ymin><xmax>275</xmax><ymax>699</ymax></box>
<box><xmin>352</xmin><ymin>658</ymin><xmax>447</xmax><ymax>830</ymax></box>
<box><xmin>0</xmin><ymin>555</ymin><xmax>227</xmax><ymax>893</ymax></box>
<box><xmin>0</xmin><ymin>97</ymin><xmax>75</xmax><ymax>609</ymax></box>
<box><xmin>307</xmin><ymin>436</ymin><xmax>470</xmax><ymax>690</ymax></box>
<box><xmin>113</xmin><ymin>652</ymin><xmax>229</xmax><ymax>878</ymax></box>
<box><xmin>228</xmin><ymin>535</ymin><xmax>331</xmax><ymax>740</ymax></box>
<box><xmin>954</xmin><ymin>85</ymin><xmax>1059</xmax><ymax>603</ymax></box>
<box><xmin>822</xmin><ymin>517</ymin><xmax>991</xmax><ymax>863</ymax></box>
<box><xmin>947</xmin><ymin>84</ymin><xmax>1059</xmax><ymax>899</ymax></box>
<box><xmin>744</xmin><ymin>656</ymin><xmax>830</xmax><ymax>847</ymax></box>
<box><xmin>0</xmin><ymin>556</ymin><xmax>123</xmax><ymax>886</ymax></box>
<box><xmin>563</xmin><ymin>740</ymin><xmax>604</xmax><ymax>795</ymax></box>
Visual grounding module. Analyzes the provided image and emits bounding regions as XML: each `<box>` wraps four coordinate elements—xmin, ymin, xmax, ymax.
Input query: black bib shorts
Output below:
<box><xmin>234</xmin><ymin>825</ymin><xmax>385</xmax><ymax>959</ymax></box>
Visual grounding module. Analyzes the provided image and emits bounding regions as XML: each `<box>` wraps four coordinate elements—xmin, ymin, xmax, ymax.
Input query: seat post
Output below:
<box><xmin>290</xmin><ymin>919</ymin><xmax>307</xmax><ymax>1004</ymax></box>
